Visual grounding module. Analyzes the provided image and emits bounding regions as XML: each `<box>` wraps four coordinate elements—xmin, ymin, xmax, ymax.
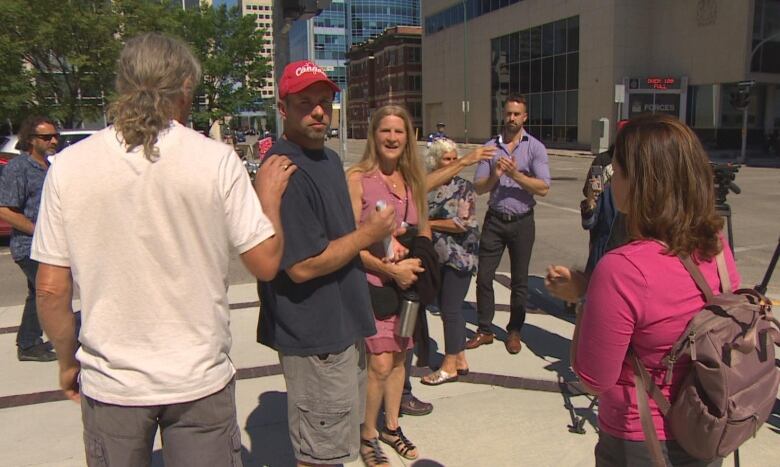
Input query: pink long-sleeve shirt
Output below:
<box><xmin>574</xmin><ymin>239</ymin><xmax>739</xmax><ymax>441</ymax></box>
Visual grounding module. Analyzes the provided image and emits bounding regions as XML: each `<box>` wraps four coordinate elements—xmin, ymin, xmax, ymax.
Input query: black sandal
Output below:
<box><xmin>360</xmin><ymin>437</ymin><xmax>389</xmax><ymax>467</ymax></box>
<box><xmin>379</xmin><ymin>425</ymin><xmax>418</xmax><ymax>460</ymax></box>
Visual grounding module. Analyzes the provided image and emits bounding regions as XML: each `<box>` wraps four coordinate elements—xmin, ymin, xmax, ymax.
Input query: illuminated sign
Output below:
<box><xmin>643</xmin><ymin>77</ymin><xmax>680</xmax><ymax>90</ymax></box>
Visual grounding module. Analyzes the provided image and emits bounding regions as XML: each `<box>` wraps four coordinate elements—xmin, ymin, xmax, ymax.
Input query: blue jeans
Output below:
<box><xmin>15</xmin><ymin>257</ymin><xmax>43</xmax><ymax>349</ymax></box>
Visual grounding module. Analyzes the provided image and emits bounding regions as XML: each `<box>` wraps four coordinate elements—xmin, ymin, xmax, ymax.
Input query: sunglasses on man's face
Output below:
<box><xmin>34</xmin><ymin>133</ymin><xmax>59</xmax><ymax>142</ymax></box>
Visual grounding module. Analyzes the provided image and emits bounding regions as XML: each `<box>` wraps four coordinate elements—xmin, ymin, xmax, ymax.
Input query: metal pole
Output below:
<box><xmin>740</xmin><ymin>107</ymin><xmax>748</xmax><ymax>163</ymax></box>
<box><xmin>272</xmin><ymin>1</ymin><xmax>290</xmax><ymax>137</ymax></box>
<box><xmin>340</xmin><ymin>88</ymin><xmax>347</xmax><ymax>161</ymax></box>
<box><xmin>462</xmin><ymin>1</ymin><xmax>469</xmax><ymax>144</ymax></box>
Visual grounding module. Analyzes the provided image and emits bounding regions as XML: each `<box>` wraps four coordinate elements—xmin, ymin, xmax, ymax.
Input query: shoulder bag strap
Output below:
<box><xmin>679</xmin><ymin>255</ymin><xmax>715</xmax><ymax>302</ymax></box>
<box><xmin>714</xmin><ymin>250</ymin><xmax>731</xmax><ymax>293</ymax></box>
<box><xmin>630</xmin><ymin>351</ymin><xmax>670</xmax><ymax>467</ymax></box>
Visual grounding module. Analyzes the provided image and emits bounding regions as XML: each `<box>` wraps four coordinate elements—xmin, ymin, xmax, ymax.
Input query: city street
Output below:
<box><xmin>0</xmin><ymin>138</ymin><xmax>778</xmax><ymax>467</ymax></box>
<box><xmin>1</xmin><ymin>139</ymin><xmax>776</xmax><ymax>306</ymax></box>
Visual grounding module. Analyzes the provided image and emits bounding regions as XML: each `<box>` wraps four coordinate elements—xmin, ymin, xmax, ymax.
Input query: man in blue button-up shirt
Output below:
<box><xmin>0</xmin><ymin>116</ymin><xmax>58</xmax><ymax>362</ymax></box>
<box><xmin>467</xmin><ymin>95</ymin><xmax>551</xmax><ymax>355</ymax></box>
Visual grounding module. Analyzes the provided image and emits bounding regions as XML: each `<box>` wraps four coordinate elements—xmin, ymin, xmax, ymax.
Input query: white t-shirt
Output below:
<box><xmin>32</xmin><ymin>122</ymin><xmax>274</xmax><ymax>406</ymax></box>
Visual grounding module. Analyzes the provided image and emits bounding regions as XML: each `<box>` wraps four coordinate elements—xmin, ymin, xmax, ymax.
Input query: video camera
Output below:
<box><xmin>710</xmin><ymin>162</ymin><xmax>741</xmax><ymax>206</ymax></box>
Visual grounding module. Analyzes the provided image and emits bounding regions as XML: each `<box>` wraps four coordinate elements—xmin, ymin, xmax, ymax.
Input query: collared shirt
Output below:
<box><xmin>474</xmin><ymin>130</ymin><xmax>551</xmax><ymax>216</ymax></box>
<box><xmin>0</xmin><ymin>152</ymin><xmax>48</xmax><ymax>260</ymax></box>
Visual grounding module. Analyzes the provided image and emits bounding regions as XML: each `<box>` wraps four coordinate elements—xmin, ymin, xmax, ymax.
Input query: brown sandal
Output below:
<box><xmin>379</xmin><ymin>425</ymin><xmax>418</xmax><ymax>460</ymax></box>
<box><xmin>360</xmin><ymin>437</ymin><xmax>390</xmax><ymax>467</ymax></box>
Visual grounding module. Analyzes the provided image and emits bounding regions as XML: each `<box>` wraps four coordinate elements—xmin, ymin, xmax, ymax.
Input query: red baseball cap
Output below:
<box><xmin>279</xmin><ymin>60</ymin><xmax>340</xmax><ymax>99</ymax></box>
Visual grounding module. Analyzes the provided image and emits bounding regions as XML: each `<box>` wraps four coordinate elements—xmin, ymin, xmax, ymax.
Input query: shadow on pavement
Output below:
<box><xmin>522</xmin><ymin>322</ymin><xmax>576</xmax><ymax>381</ymax></box>
<box><xmin>411</xmin><ymin>460</ymin><xmax>445</xmax><ymax>466</ymax></box>
<box><xmin>244</xmin><ymin>390</ymin><xmax>296</xmax><ymax>466</ymax></box>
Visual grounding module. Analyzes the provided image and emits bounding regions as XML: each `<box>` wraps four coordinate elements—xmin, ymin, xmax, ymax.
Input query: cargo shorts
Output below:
<box><xmin>279</xmin><ymin>341</ymin><xmax>367</xmax><ymax>464</ymax></box>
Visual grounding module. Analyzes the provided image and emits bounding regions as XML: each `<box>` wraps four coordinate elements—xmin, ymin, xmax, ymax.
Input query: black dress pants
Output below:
<box><xmin>475</xmin><ymin>209</ymin><xmax>535</xmax><ymax>334</ymax></box>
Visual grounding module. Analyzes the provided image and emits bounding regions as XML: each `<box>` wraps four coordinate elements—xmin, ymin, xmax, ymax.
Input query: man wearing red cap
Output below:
<box><xmin>257</xmin><ymin>61</ymin><xmax>395</xmax><ymax>466</ymax></box>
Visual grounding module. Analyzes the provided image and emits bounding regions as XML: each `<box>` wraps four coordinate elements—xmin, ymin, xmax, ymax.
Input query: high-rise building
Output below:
<box><xmin>179</xmin><ymin>0</ymin><xmax>208</xmax><ymax>9</ymax></box>
<box><xmin>347</xmin><ymin>0</ymin><xmax>419</xmax><ymax>48</ymax></box>
<box><xmin>240</xmin><ymin>0</ymin><xmax>275</xmax><ymax>99</ymax></box>
<box><xmin>290</xmin><ymin>0</ymin><xmax>420</xmax><ymax>97</ymax></box>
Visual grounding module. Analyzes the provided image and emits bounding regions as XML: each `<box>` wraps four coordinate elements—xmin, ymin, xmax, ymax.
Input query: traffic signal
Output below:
<box><xmin>729</xmin><ymin>92</ymin><xmax>750</xmax><ymax>110</ymax></box>
<box><xmin>282</xmin><ymin>0</ymin><xmax>332</xmax><ymax>21</ymax></box>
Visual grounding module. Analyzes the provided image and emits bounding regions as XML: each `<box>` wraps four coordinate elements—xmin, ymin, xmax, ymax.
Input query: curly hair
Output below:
<box><xmin>347</xmin><ymin>105</ymin><xmax>428</xmax><ymax>227</ymax></box>
<box><xmin>425</xmin><ymin>137</ymin><xmax>457</xmax><ymax>171</ymax></box>
<box><xmin>613</xmin><ymin>113</ymin><xmax>724</xmax><ymax>260</ymax></box>
<box><xmin>108</xmin><ymin>33</ymin><xmax>201</xmax><ymax>161</ymax></box>
<box><xmin>16</xmin><ymin>115</ymin><xmax>57</xmax><ymax>152</ymax></box>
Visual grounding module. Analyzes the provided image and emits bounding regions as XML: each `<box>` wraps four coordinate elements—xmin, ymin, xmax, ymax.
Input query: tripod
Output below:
<box><xmin>716</xmin><ymin>203</ymin><xmax>735</xmax><ymax>253</ymax></box>
<box><xmin>755</xmin><ymin>236</ymin><xmax>780</xmax><ymax>295</ymax></box>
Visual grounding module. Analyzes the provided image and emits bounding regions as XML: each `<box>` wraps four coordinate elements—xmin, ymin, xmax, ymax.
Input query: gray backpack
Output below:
<box><xmin>631</xmin><ymin>251</ymin><xmax>780</xmax><ymax>466</ymax></box>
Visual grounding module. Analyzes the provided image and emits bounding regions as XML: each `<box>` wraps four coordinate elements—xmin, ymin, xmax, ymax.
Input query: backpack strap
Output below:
<box><xmin>630</xmin><ymin>351</ymin><xmax>671</xmax><ymax>467</ymax></box>
<box><xmin>680</xmin><ymin>255</ymin><xmax>715</xmax><ymax>301</ymax></box>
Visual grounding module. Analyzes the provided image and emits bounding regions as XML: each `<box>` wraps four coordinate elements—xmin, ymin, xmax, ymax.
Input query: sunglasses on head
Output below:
<box><xmin>34</xmin><ymin>133</ymin><xmax>59</xmax><ymax>142</ymax></box>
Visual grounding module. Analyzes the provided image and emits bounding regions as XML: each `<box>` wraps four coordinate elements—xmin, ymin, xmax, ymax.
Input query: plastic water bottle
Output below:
<box><xmin>375</xmin><ymin>200</ymin><xmax>394</xmax><ymax>259</ymax></box>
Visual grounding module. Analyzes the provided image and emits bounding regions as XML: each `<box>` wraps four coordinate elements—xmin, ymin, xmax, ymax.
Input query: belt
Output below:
<box><xmin>487</xmin><ymin>208</ymin><xmax>533</xmax><ymax>222</ymax></box>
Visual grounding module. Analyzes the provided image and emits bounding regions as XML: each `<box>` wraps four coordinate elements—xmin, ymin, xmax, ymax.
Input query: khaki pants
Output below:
<box><xmin>81</xmin><ymin>379</ymin><xmax>242</xmax><ymax>467</ymax></box>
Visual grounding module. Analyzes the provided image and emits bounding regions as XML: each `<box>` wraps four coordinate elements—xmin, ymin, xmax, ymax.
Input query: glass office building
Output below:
<box><xmin>290</xmin><ymin>0</ymin><xmax>420</xmax><ymax>95</ymax></box>
<box><xmin>348</xmin><ymin>0</ymin><xmax>420</xmax><ymax>47</ymax></box>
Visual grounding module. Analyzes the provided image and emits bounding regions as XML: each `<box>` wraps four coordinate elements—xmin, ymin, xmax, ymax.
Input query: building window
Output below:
<box><xmin>491</xmin><ymin>16</ymin><xmax>579</xmax><ymax>143</ymax></box>
<box><xmin>751</xmin><ymin>0</ymin><xmax>780</xmax><ymax>73</ymax></box>
<box><xmin>425</xmin><ymin>0</ymin><xmax>520</xmax><ymax>35</ymax></box>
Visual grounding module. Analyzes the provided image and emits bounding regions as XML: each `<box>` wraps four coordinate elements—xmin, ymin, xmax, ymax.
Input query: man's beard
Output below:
<box><xmin>303</xmin><ymin>126</ymin><xmax>327</xmax><ymax>141</ymax></box>
<box><xmin>504</xmin><ymin>122</ymin><xmax>521</xmax><ymax>135</ymax></box>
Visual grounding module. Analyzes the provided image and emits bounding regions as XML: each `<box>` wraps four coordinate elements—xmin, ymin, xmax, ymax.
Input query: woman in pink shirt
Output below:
<box><xmin>347</xmin><ymin>105</ymin><xmax>429</xmax><ymax>466</ymax></box>
<box><xmin>570</xmin><ymin>114</ymin><xmax>737</xmax><ymax>466</ymax></box>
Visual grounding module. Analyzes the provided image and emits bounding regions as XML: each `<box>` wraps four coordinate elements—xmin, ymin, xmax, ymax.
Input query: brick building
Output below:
<box><xmin>347</xmin><ymin>26</ymin><xmax>422</xmax><ymax>139</ymax></box>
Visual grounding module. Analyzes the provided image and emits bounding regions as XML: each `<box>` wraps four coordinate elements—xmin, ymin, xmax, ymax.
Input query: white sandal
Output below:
<box><xmin>420</xmin><ymin>369</ymin><xmax>458</xmax><ymax>386</ymax></box>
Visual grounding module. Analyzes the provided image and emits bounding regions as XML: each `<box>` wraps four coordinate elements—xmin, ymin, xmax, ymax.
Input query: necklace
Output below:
<box><xmin>380</xmin><ymin>171</ymin><xmax>401</xmax><ymax>190</ymax></box>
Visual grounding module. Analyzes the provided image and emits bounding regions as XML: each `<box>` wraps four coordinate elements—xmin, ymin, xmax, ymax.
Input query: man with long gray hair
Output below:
<box><xmin>32</xmin><ymin>32</ymin><xmax>293</xmax><ymax>466</ymax></box>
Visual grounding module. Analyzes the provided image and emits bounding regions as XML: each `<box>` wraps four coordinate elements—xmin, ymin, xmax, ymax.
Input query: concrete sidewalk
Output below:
<box><xmin>1</xmin><ymin>280</ymin><xmax>778</xmax><ymax>466</ymax></box>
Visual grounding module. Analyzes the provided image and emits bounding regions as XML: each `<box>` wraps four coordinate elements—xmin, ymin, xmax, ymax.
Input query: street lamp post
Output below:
<box><xmin>462</xmin><ymin>1</ymin><xmax>469</xmax><ymax>144</ymax></box>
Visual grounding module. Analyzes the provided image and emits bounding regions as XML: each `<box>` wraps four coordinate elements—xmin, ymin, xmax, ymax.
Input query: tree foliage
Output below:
<box><xmin>0</xmin><ymin>0</ymin><xmax>270</xmax><ymax>131</ymax></box>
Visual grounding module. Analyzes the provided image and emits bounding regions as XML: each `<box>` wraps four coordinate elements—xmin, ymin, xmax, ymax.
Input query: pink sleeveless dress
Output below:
<box><xmin>359</xmin><ymin>170</ymin><xmax>419</xmax><ymax>354</ymax></box>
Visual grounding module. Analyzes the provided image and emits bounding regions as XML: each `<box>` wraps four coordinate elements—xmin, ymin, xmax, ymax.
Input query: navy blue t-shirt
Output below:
<box><xmin>257</xmin><ymin>138</ymin><xmax>376</xmax><ymax>356</ymax></box>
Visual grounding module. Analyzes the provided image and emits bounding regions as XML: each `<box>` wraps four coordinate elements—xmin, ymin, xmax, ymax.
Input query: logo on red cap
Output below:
<box><xmin>279</xmin><ymin>60</ymin><xmax>340</xmax><ymax>99</ymax></box>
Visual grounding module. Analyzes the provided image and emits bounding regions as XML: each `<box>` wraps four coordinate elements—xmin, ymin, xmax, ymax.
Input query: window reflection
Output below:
<box><xmin>492</xmin><ymin>16</ymin><xmax>580</xmax><ymax>143</ymax></box>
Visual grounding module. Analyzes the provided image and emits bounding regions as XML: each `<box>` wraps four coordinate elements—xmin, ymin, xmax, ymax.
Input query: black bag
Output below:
<box><xmin>368</xmin><ymin>283</ymin><xmax>400</xmax><ymax>320</ymax></box>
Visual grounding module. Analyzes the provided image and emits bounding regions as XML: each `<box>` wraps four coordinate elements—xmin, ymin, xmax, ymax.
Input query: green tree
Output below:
<box><xmin>177</xmin><ymin>4</ymin><xmax>271</xmax><ymax>131</ymax></box>
<box><xmin>0</xmin><ymin>1</ymin><xmax>270</xmax><ymax>130</ymax></box>
<box><xmin>0</xmin><ymin>0</ymin><xmax>119</xmax><ymax>128</ymax></box>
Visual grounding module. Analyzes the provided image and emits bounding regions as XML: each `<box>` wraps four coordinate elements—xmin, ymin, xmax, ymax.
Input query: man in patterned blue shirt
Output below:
<box><xmin>0</xmin><ymin>116</ymin><xmax>59</xmax><ymax>361</ymax></box>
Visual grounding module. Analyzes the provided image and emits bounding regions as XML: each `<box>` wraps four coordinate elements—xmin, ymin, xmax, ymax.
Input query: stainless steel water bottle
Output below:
<box><xmin>395</xmin><ymin>290</ymin><xmax>420</xmax><ymax>338</ymax></box>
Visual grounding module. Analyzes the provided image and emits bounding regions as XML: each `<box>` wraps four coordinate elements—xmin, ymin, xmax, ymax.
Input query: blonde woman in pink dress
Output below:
<box><xmin>347</xmin><ymin>105</ymin><xmax>429</xmax><ymax>466</ymax></box>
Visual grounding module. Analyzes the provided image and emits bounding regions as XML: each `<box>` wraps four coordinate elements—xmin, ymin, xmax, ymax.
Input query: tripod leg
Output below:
<box><xmin>727</xmin><ymin>212</ymin><xmax>735</xmax><ymax>254</ymax></box>
<box><xmin>756</xmin><ymin>236</ymin><xmax>780</xmax><ymax>295</ymax></box>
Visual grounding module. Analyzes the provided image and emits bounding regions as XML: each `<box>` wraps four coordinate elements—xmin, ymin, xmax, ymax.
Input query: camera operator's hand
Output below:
<box><xmin>545</xmin><ymin>265</ymin><xmax>588</xmax><ymax>303</ymax></box>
